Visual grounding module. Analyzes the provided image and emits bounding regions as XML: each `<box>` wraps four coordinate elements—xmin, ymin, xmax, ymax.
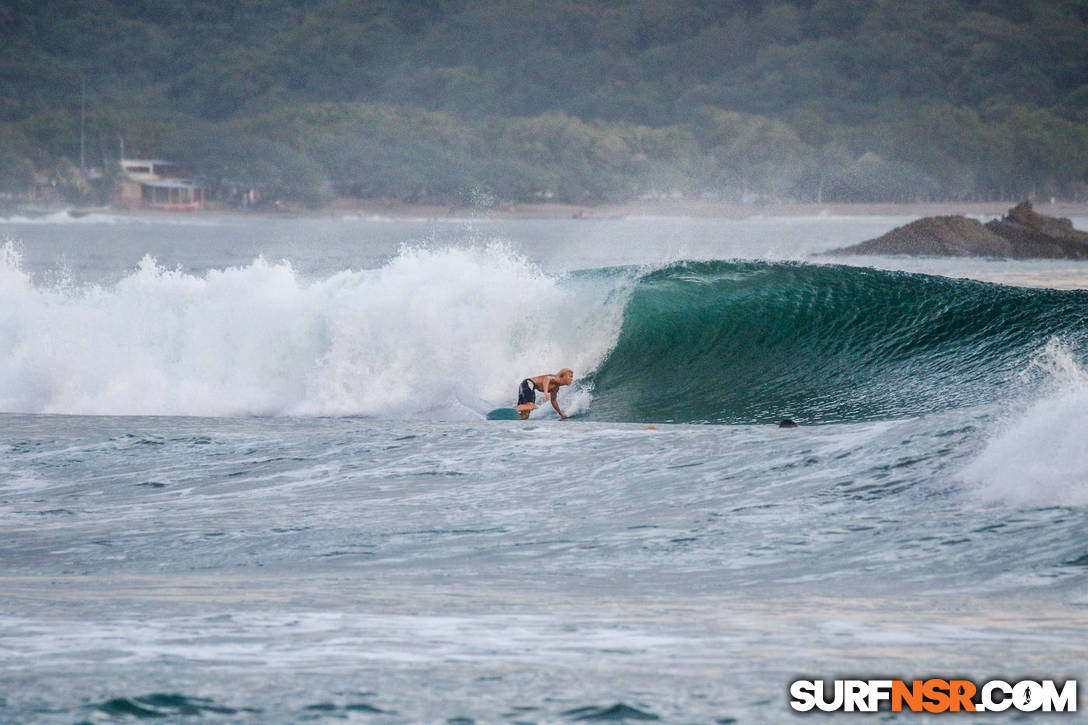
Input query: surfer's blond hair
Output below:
<box><xmin>557</xmin><ymin>368</ymin><xmax>573</xmax><ymax>379</ymax></box>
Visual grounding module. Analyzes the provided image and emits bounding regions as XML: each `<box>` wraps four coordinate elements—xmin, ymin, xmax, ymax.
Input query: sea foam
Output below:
<box><xmin>960</xmin><ymin>339</ymin><xmax>1088</xmax><ymax>506</ymax></box>
<box><xmin>0</xmin><ymin>241</ymin><xmax>623</xmax><ymax>418</ymax></box>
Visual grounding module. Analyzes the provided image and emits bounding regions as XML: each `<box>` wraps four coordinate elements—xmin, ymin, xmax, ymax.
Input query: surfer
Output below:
<box><xmin>515</xmin><ymin>368</ymin><xmax>574</xmax><ymax>419</ymax></box>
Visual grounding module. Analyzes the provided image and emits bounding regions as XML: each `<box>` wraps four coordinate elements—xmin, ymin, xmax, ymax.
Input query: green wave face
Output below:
<box><xmin>587</xmin><ymin>261</ymin><xmax>1088</xmax><ymax>424</ymax></box>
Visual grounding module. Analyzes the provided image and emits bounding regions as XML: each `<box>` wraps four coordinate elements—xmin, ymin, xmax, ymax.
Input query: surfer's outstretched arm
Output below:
<box><xmin>550</xmin><ymin>392</ymin><xmax>568</xmax><ymax>419</ymax></box>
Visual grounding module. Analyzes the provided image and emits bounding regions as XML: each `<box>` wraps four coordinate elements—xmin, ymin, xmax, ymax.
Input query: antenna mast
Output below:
<box><xmin>80</xmin><ymin>78</ymin><xmax>86</xmax><ymax>175</ymax></box>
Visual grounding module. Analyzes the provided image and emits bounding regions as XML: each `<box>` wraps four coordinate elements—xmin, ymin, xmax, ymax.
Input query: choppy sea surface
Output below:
<box><xmin>1</xmin><ymin>211</ymin><xmax>1086</xmax><ymax>723</ymax></box>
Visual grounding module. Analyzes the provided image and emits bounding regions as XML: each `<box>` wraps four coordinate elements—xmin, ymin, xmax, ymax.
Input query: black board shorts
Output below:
<box><xmin>517</xmin><ymin>378</ymin><xmax>536</xmax><ymax>406</ymax></box>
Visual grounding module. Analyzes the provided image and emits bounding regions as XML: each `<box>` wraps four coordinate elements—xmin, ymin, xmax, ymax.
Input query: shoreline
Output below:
<box><xmin>6</xmin><ymin>198</ymin><xmax>1088</xmax><ymax>222</ymax></box>
<box><xmin>319</xmin><ymin>198</ymin><xmax>1088</xmax><ymax>221</ymax></box>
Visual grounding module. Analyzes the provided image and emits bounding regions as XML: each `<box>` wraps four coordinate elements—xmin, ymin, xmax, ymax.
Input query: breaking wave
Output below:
<box><xmin>2</xmin><ymin>245</ymin><xmax>1085</xmax><ymax>424</ymax></box>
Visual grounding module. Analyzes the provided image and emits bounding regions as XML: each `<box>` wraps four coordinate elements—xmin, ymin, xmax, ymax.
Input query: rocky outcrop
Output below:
<box><xmin>826</xmin><ymin>202</ymin><xmax>1088</xmax><ymax>258</ymax></box>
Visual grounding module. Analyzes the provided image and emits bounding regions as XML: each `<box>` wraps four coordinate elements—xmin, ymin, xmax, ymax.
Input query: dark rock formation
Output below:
<box><xmin>825</xmin><ymin>202</ymin><xmax>1088</xmax><ymax>258</ymax></box>
<box><xmin>985</xmin><ymin>201</ymin><xmax>1088</xmax><ymax>257</ymax></box>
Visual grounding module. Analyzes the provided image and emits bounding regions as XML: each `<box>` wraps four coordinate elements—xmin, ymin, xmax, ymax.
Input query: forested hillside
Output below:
<box><xmin>2</xmin><ymin>0</ymin><xmax>1086</xmax><ymax>205</ymax></box>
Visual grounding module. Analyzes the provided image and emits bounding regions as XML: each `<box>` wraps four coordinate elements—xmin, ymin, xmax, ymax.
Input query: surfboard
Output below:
<box><xmin>486</xmin><ymin>407</ymin><xmax>582</xmax><ymax>420</ymax></box>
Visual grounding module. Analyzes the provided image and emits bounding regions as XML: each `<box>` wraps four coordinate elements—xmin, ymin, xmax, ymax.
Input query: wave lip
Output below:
<box><xmin>588</xmin><ymin>261</ymin><xmax>1088</xmax><ymax>424</ymax></box>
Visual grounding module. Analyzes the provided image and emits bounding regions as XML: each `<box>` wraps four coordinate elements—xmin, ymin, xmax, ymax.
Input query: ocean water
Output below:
<box><xmin>1</xmin><ymin>211</ymin><xmax>1086</xmax><ymax>723</ymax></box>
